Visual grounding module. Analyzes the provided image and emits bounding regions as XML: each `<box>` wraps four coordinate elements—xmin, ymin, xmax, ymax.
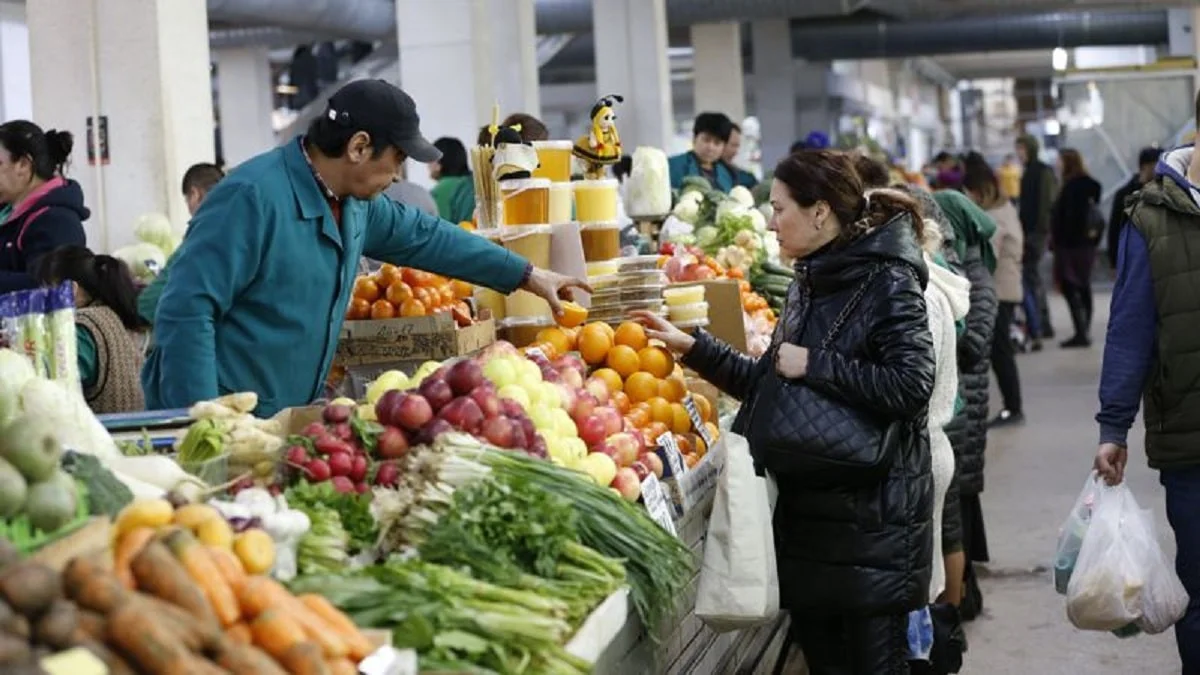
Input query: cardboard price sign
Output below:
<box><xmin>656</xmin><ymin>432</ymin><xmax>688</xmax><ymax>477</ymax></box>
<box><xmin>640</xmin><ymin>474</ymin><xmax>677</xmax><ymax>536</ymax></box>
<box><xmin>683</xmin><ymin>394</ymin><xmax>714</xmax><ymax>447</ymax></box>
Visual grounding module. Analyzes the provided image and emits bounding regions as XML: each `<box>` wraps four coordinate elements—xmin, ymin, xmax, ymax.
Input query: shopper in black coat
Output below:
<box><xmin>1052</xmin><ymin>148</ymin><xmax>1103</xmax><ymax>348</ymax></box>
<box><xmin>636</xmin><ymin>150</ymin><xmax>935</xmax><ymax>675</ymax></box>
<box><xmin>0</xmin><ymin>121</ymin><xmax>88</xmax><ymax>293</ymax></box>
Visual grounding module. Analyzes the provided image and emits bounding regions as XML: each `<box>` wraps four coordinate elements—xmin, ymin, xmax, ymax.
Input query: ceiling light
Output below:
<box><xmin>1052</xmin><ymin>48</ymin><xmax>1068</xmax><ymax>71</ymax></box>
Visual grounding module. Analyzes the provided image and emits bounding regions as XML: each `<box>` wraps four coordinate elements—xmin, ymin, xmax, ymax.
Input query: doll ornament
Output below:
<box><xmin>573</xmin><ymin>94</ymin><xmax>624</xmax><ymax>178</ymax></box>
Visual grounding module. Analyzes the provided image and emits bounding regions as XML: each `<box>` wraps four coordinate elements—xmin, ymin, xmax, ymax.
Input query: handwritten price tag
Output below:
<box><xmin>656</xmin><ymin>432</ymin><xmax>687</xmax><ymax>477</ymax></box>
<box><xmin>524</xmin><ymin>346</ymin><xmax>547</xmax><ymax>361</ymax></box>
<box><xmin>640</xmin><ymin>474</ymin><xmax>677</xmax><ymax>536</ymax></box>
<box><xmin>683</xmin><ymin>394</ymin><xmax>714</xmax><ymax>447</ymax></box>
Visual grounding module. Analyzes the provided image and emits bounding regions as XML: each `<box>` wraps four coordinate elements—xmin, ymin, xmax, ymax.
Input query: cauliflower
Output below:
<box><xmin>672</xmin><ymin>191</ymin><xmax>703</xmax><ymax>224</ymax></box>
<box><xmin>748</xmin><ymin>207</ymin><xmax>768</xmax><ymax>233</ymax></box>
<box><xmin>729</xmin><ymin>185</ymin><xmax>755</xmax><ymax>208</ymax></box>
<box><xmin>763</xmin><ymin>231</ymin><xmax>782</xmax><ymax>262</ymax></box>
<box><xmin>134</xmin><ymin>212</ymin><xmax>181</xmax><ymax>257</ymax></box>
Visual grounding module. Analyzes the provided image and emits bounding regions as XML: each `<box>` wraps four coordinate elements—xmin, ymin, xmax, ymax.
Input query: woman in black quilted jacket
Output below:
<box><xmin>636</xmin><ymin>150</ymin><xmax>935</xmax><ymax>675</ymax></box>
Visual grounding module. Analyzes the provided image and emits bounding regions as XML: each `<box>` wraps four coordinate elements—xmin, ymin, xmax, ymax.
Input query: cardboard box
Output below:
<box><xmin>670</xmin><ymin>280</ymin><xmax>746</xmax><ymax>353</ymax></box>
<box><xmin>336</xmin><ymin>314</ymin><xmax>495</xmax><ymax>366</ymax></box>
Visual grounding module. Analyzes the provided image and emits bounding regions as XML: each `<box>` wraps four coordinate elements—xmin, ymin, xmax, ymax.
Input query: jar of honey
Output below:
<box><xmin>501</xmin><ymin>178</ymin><xmax>550</xmax><ymax>226</ymax></box>
<box><xmin>499</xmin><ymin>225</ymin><xmax>553</xmax><ymax>269</ymax></box>
<box><xmin>580</xmin><ymin>222</ymin><xmax>622</xmax><ymax>262</ymax></box>
<box><xmin>532</xmin><ymin>141</ymin><xmax>575</xmax><ymax>182</ymax></box>
<box><xmin>548</xmin><ymin>182</ymin><xmax>573</xmax><ymax>224</ymax></box>
<box><xmin>574</xmin><ymin>179</ymin><xmax>619</xmax><ymax>223</ymax></box>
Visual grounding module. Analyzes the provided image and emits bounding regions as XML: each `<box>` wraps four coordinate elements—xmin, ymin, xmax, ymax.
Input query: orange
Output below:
<box><xmin>385</xmin><ymin>281</ymin><xmax>413</xmax><ymax>305</ymax></box>
<box><xmin>353</xmin><ymin>276</ymin><xmax>381</xmax><ymax>302</ymax></box>
<box><xmin>399</xmin><ymin>298</ymin><xmax>426</xmax><ymax>317</ymax></box>
<box><xmin>375</xmin><ymin>264</ymin><xmax>403</xmax><ymax>289</ymax></box>
<box><xmin>675</xmin><ymin>434</ymin><xmax>692</xmax><ymax>456</ymax></box>
<box><xmin>648</xmin><ymin>397</ymin><xmax>673</xmax><ymax>426</ymax></box>
<box><xmin>704</xmin><ymin>422</ymin><xmax>720</xmax><ymax>443</ymax></box>
<box><xmin>578</xmin><ymin>324</ymin><xmax>614</xmax><ymax>365</ymax></box>
<box><xmin>624</xmin><ymin>372</ymin><xmax>659</xmax><ymax>403</ymax></box>
<box><xmin>613</xmin><ymin>321</ymin><xmax>648</xmax><ymax>350</ymax></box>
<box><xmin>690</xmin><ymin>433</ymin><xmax>708</xmax><ymax>457</ymax></box>
<box><xmin>403</xmin><ymin>267</ymin><xmax>434</xmax><ymax>287</ymax></box>
<box><xmin>625</xmin><ymin>407</ymin><xmax>650</xmax><ymax>429</ymax></box>
<box><xmin>606</xmin><ymin>345</ymin><xmax>641</xmax><ymax>379</ymax></box>
<box><xmin>556</xmin><ymin>301</ymin><xmax>589</xmax><ymax>329</ymax></box>
<box><xmin>637</xmin><ymin>346</ymin><xmax>675</xmax><ymax>379</ymax></box>
<box><xmin>415</xmin><ymin>286</ymin><xmax>437</xmax><ymax>309</ymax></box>
<box><xmin>346</xmin><ymin>297</ymin><xmax>371</xmax><ymax>320</ymax></box>
<box><xmin>451</xmin><ymin>279</ymin><xmax>474</xmax><ymax>300</ymax></box>
<box><xmin>594</xmin><ymin>321</ymin><xmax>616</xmax><ymax>341</ymax></box>
<box><xmin>644</xmin><ymin>421</ymin><xmax>669</xmax><ymax>445</ymax></box>
<box><xmin>440</xmin><ymin>286</ymin><xmax>456</xmax><ymax>306</ymax></box>
<box><xmin>562</xmin><ymin>327</ymin><xmax>580</xmax><ymax>351</ymax></box>
<box><xmin>592</xmin><ymin>368</ymin><xmax>624</xmax><ymax>394</ymax></box>
<box><xmin>658</xmin><ymin>377</ymin><xmax>687</xmax><ymax>403</ymax></box>
<box><xmin>536</xmin><ymin>327</ymin><xmax>572</xmax><ymax>358</ymax></box>
<box><xmin>693</xmin><ymin>393</ymin><xmax>713</xmax><ymax>422</ymax></box>
<box><xmin>611</xmin><ymin>391</ymin><xmax>631</xmax><ymax>414</ymax></box>
<box><xmin>669</xmin><ymin>403</ymin><xmax>691</xmax><ymax>434</ymax></box>
<box><xmin>370</xmin><ymin>300</ymin><xmax>396</xmax><ymax>320</ymax></box>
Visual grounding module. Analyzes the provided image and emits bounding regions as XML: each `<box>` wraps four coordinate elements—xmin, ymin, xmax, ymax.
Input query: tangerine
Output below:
<box><xmin>644</xmin><ymin>421</ymin><xmax>669</xmax><ymax>445</ymax></box>
<box><xmin>606</xmin><ymin>345</ymin><xmax>641</xmax><ymax>379</ymax></box>
<box><xmin>611</xmin><ymin>391</ymin><xmax>631</xmax><ymax>414</ymax></box>
<box><xmin>675</xmin><ymin>434</ymin><xmax>693</xmax><ymax>456</ymax></box>
<box><xmin>648</xmin><ymin>397</ymin><xmax>673</xmax><ymax>426</ymax></box>
<box><xmin>637</xmin><ymin>346</ymin><xmax>675</xmax><ymax>379</ymax></box>
<box><xmin>624</xmin><ymin>372</ymin><xmax>659</xmax><ymax>403</ymax></box>
<box><xmin>346</xmin><ymin>297</ymin><xmax>371</xmax><ymax>320</ymax></box>
<box><xmin>451</xmin><ymin>279</ymin><xmax>474</xmax><ymax>299</ymax></box>
<box><xmin>440</xmin><ymin>286</ymin><xmax>456</xmax><ymax>306</ymax></box>
<box><xmin>658</xmin><ymin>377</ymin><xmax>687</xmax><ymax>403</ymax></box>
<box><xmin>669</xmin><ymin>403</ymin><xmax>692</xmax><ymax>434</ymax></box>
<box><xmin>689</xmin><ymin>433</ymin><xmax>708</xmax><ymax>457</ymax></box>
<box><xmin>613</xmin><ymin>321</ymin><xmax>648</xmax><ymax>350</ymax></box>
<box><xmin>353</xmin><ymin>276</ymin><xmax>381</xmax><ymax>302</ymax></box>
<box><xmin>536</xmin><ymin>327</ymin><xmax>572</xmax><ymax>358</ymax></box>
<box><xmin>556</xmin><ymin>301</ymin><xmax>589</xmax><ymax>329</ymax></box>
<box><xmin>415</xmin><ymin>286</ymin><xmax>438</xmax><ymax>309</ymax></box>
<box><xmin>578</xmin><ymin>324</ymin><xmax>614</xmax><ymax>365</ymax></box>
<box><xmin>370</xmin><ymin>300</ymin><xmax>396</xmax><ymax>320</ymax></box>
<box><xmin>625</xmin><ymin>407</ymin><xmax>650</xmax><ymax>428</ymax></box>
<box><xmin>399</xmin><ymin>298</ymin><xmax>427</xmax><ymax>317</ymax></box>
<box><xmin>693</xmin><ymin>393</ymin><xmax>713</xmax><ymax>422</ymax></box>
<box><xmin>592</xmin><ymin>368</ymin><xmax>624</xmax><ymax>394</ymax></box>
<box><xmin>385</xmin><ymin>281</ymin><xmax>413</xmax><ymax>305</ymax></box>
<box><xmin>562</xmin><ymin>327</ymin><xmax>580</xmax><ymax>351</ymax></box>
<box><xmin>375</xmin><ymin>264</ymin><xmax>403</xmax><ymax>289</ymax></box>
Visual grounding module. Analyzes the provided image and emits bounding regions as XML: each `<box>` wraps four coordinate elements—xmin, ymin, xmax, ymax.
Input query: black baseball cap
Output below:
<box><xmin>324</xmin><ymin>79</ymin><xmax>441</xmax><ymax>163</ymax></box>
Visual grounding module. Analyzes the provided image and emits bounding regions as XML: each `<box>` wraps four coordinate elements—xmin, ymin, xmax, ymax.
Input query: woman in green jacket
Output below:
<box><xmin>428</xmin><ymin>137</ymin><xmax>475</xmax><ymax>223</ymax></box>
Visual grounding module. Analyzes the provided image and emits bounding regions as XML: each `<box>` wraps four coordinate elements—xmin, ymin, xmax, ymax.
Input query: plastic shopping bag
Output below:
<box><xmin>694</xmin><ymin>432</ymin><xmax>780</xmax><ymax>631</ymax></box>
<box><xmin>0</xmin><ymin>282</ymin><xmax>79</xmax><ymax>390</ymax></box>
<box><xmin>1054</xmin><ymin>472</ymin><xmax>1101</xmax><ymax>595</ymax></box>
<box><xmin>1065</xmin><ymin>479</ymin><xmax>1189</xmax><ymax>633</ymax></box>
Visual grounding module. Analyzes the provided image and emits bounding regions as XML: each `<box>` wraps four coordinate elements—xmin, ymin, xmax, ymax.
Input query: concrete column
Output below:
<box><xmin>27</xmin><ymin>0</ymin><xmax>214</xmax><ymax>252</ymax></box>
<box><xmin>397</xmin><ymin>0</ymin><xmax>540</xmax><ymax>189</ymax></box>
<box><xmin>0</xmin><ymin>1</ymin><xmax>30</xmax><ymax>121</ymax></box>
<box><xmin>216</xmin><ymin>47</ymin><xmax>275</xmax><ymax>169</ymax></box>
<box><xmin>691</xmin><ymin>22</ymin><xmax>745</xmax><ymax>122</ymax></box>
<box><xmin>751</xmin><ymin>20</ymin><xmax>797</xmax><ymax>169</ymax></box>
<box><xmin>591</xmin><ymin>0</ymin><xmax>673</xmax><ymax>151</ymax></box>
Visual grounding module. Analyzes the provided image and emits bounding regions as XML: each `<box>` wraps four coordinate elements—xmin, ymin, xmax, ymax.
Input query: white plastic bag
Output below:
<box><xmin>694</xmin><ymin>432</ymin><xmax>780</xmax><ymax>630</ymax></box>
<box><xmin>1054</xmin><ymin>472</ymin><xmax>1101</xmax><ymax>594</ymax></box>
<box><xmin>1065</xmin><ymin>480</ymin><xmax>1189</xmax><ymax>633</ymax></box>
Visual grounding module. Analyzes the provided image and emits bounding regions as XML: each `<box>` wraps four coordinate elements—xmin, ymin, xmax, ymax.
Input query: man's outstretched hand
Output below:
<box><xmin>1094</xmin><ymin>442</ymin><xmax>1128</xmax><ymax>486</ymax></box>
<box><xmin>521</xmin><ymin>267</ymin><xmax>592</xmax><ymax>316</ymax></box>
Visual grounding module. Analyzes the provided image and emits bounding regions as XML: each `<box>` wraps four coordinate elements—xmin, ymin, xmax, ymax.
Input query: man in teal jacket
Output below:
<box><xmin>667</xmin><ymin>112</ymin><xmax>736</xmax><ymax>193</ymax></box>
<box><xmin>142</xmin><ymin>80</ymin><xmax>584</xmax><ymax>416</ymax></box>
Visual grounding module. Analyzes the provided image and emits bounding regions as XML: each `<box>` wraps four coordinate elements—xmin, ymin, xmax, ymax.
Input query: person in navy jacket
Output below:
<box><xmin>0</xmin><ymin>121</ymin><xmax>88</xmax><ymax>293</ymax></box>
<box><xmin>668</xmin><ymin>112</ymin><xmax>736</xmax><ymax>193</ymax></box>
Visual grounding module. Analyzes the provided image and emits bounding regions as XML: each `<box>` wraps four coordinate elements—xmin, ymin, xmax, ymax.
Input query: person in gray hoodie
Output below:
<box><xmin>1015</xmin><ymin>135</ymin><xmax>1058</xmax><ymax>348</ymax></box>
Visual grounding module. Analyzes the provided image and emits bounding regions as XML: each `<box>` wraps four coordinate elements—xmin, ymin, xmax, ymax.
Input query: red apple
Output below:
<box><xmin>470</xmin><ymin>386</ymin><xmax>502</xmax><ymax>419</ymax></box>
<box><xmin>328</xmin><ymin>452</ymin><xmax>353</xmax><ymax>477</ymax></box>
<box><xmin>375</xmin><ymin>390</ymin><xmax>405</xmax><ymax>427</ymax></box>
<box><xmin>377</xmin><ymin>426</ymin><xmax>410</xmax><ymax>459</ymax></box>
<box><xmin>394</xmin><ymin>393</ymin><xmax>434</xmax><ymax>431</ymax></box>
<box><xmin>500</xmin><ymin>399</ymin><xmax>526</xmax><ymax>418</ymax></box>
<box><xmin>302</xmin><ymin>422</ymin><xmax>327</xmax><ymax>440</ymax></box>
<box><xmin>416</xmin><ymin>419</ymin><xmax>454</xmax><ymax>445</ymax></box>
<box><xmin>553</xmin><ymin>354</ymin><xmax>586</xmax><ymax>378</ymax></box>
<box><xmin>592</xmin><ymin>442</ymin><xmax>619</xmax><ymax>461</ymax></box>
<box><xmin>480</xmin><ymin>416</ymin><xmax>516</xmax><ymax>448</ymax></box>
<box><xmin>374</xmin><ymin>461</ymin><xmax>400</xmax><ymax>487</ymax></box>
<box><xmin>596</xmin><ymin>406</ymin><xmax>623</xmax><ymax>437</ymax></box>
<box><xmin>305</xmin><ymin>458</ymin><xmax>331</xmax><ymax>482</ymax></box>
<box><xmin>330</xmin><ymin>476</ymin><xmax>355</xmax><ymax>493</ymax></box>
<box><xmin>554</xmin><ymin>383</ymin><xmax>579</xmax><ymax>413</ymax></box>
<box><xmin>631</xmin><ymin>461</ymin><xmax>651</xmax><ymax>481</ymax></box>
<box><xmin>606</xmin><ymin>432</ymin><xmax>641</xmax><ymax>467</ymax></box>
<box><xmin>509</xmin><ymin>422</ymin><xmax>530</xmax><ymax>450</ymax></box>
<box><xmin>572</xmin><ymin>392</ymin><xmax>598</xmax><ymax>424</ymax></box>
<box><xmin>447</xmin><ymin>358</ymin><xmax>485</xmax><ymax>396</ymax></box>
<box><xmin>419</xmin><ymin>378</ymin><xmax>454</xmax><ymax>412</ymax></box>
<box><xmin>529</xmin><ymin>434</ymin><xmax>549</xmax><ymax>459</ymax></box>
<box><xmin>638</xmin><ymin>451</ymin><xmax>664</xmax><ymax>479</ymax></box>
<box><xmin>439</xmin><ymin>396</ymin><xmax>485</xmax><ymax>434</ymax></box>
<box><xmin>585</xmin><ymin>377</ymin><xmax>611</xmax><ymax>405</ymax></box>
<box><xmin>323</xmin><ymin>403</ymin><xmax>352</xmax><ymax>424</ymax></box>
<box><xmin>480</xmin><ymin>341</ymin><xmax>520</xmax><ymax>361</ymax></box>
<box><xmin>611</xmin><ymin>467</ymin><xmax>642</xmax><ymax>501</ymax></box>
<box><xmin>558</xmin><ymin>367</ymin><xmax>584</xmax><ymax>389</ymax></box>
<box><xmin>525</xmin><ymin>350</ymin><xmax>552</xmax><ymax>370</ymax></box>
<box><xmin>578</xmin><ymin>415</ymin><xmax>607</xmax><ymax>447</ymax></box>
<box><xmin>541</xmin><ymin>367</ymin><xmax>561</xmax><ymax>383</ymax></box>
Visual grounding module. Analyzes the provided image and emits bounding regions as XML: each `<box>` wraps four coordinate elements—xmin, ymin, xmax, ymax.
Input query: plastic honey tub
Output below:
<box><xmin>663</xmin><ymin>285</ymin><xmax>706</xmax><ymax>307</ymax></box>
<box><xmin>532</xmin><ymin>141</ymin><xmax>574</xmax><ymax>183</ymax></box>
<box><xmin>586</xmin><ymin>260</ymin><xmax>619</xmax><ymax>277</ymax></box>
<box><xmin>499</xmin><ymin>225</ymin><xmax>553</xmax><ymax>269</ymax></box>
<box><xmin>573</xmin><ymin>179</ymin><xmax>619</xmax><ymax>223</ymax></box>
<box><xmin>548</xmin><ymin>183</ymin><xmax>573</xmax><ymax>224</ymax></box>
<box><xmin>501</xmin><ymin>178</ymin><xmax>550</xmax><ymax>226</ymax></box>
<box><xmin>668</xmin><ymin>302</ymin><xmax>709</xmax><ymax>323</ymax></box>
<box><xmin>580</xmin><ymin>222</ymin><xmax>621</xmax><ymax>262</ymax></box>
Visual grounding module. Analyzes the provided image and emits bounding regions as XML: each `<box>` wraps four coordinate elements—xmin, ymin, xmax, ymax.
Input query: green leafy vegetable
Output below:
<box><xmin>285</xmin><ymin>480</ymin><xmax>377</xmax><ymax>552</ymax></box>
<box><xmin>61</xmin><ymin>451</ymin><xmax>132</xmax><ymax>517</ymax></box>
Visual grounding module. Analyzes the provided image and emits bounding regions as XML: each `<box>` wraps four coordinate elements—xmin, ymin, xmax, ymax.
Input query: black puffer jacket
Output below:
<box><xmin>684</xmin><ymin>213</ymin><xmax>936</xmax><ymax>617</ymax></box>
<box><xmin>0</xmin><ymin>178</ymin><xmax>89</xmax><ymax>293</ymax></box>
<box><xmin>942</xmin><ymin>243</ymin><xmax>997</xmax><ymax>496</ymax></box>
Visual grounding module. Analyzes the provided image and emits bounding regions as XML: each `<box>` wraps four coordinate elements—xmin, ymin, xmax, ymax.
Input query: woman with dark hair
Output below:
<box><xmin>427</xmin><ymin>137</ymin><xmax>475</xmax><ymax>223</ymax></box>
<box><xmin>34</xmin><ymin>245</ymin><xmax>148</xmax><ymax>413</ymax></box>
<box><xmin>1052</xmin><ymin>148</ymin><xmax>1103</xmax><ymax>348</ymax></box>
<box><xmin>0</xmin><ymin>121</ymin><xmax>89</xmax><ymax>293</ymax></box>
<box><xmin>636</xmin><ymin>149</ymin><xmax>935</xmax><ymax>674</ymax></box>
<box><xmin>962</xmin><ymin>152</ymin><xmax>1025</xmax><ymax>426</ymax></box>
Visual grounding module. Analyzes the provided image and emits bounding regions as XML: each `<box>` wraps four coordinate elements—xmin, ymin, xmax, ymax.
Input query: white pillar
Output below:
<box><xmin>0</xmin><ymin>1</ymin><xmax>31</xmax><ymax>121</ymax></box>
<box><xmin>691</xmin><ymin>22</ymin><xmax>745</xmax><ymax>122</ymax></box>
<box><xmin>27</xmin><ymin>0</ymin><xmax>214</xmax><ymax>252</ymax></box>
<box><xmin>751</xmin><ymin>20</ymin><xmax>797</xmax><ymax>169</ymax></box>
<box><xmin>397</xmin><ymin>0</ymin><xmax>540</xmax><ymax>189</ymax></box>
<box><xmin>591</xmin><ymin>0</ymin><xmax>673</xmax><ymax>151</ymax></box>
<box><xmin>216</xmin><ymin>47</ymin><xmax>276</xmax><ymax>168</ymax></box>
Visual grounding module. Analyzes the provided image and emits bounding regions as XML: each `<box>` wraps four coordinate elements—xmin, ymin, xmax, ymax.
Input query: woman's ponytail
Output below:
<box><xmin>91</xmin><ymin>254</ymin><xmax>146</xmax><ymax>330</ymax></box>
<box><xmin>43</xmin><ymin>129</ymin><xmax>73</xmax><ymax>176</ymax></box>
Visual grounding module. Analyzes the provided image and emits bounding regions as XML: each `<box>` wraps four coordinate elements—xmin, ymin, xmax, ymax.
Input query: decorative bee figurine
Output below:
<box><xmin>573</xmin><ymin>94</ymin><xmax>624</xmax><ymax>167</ymax></box>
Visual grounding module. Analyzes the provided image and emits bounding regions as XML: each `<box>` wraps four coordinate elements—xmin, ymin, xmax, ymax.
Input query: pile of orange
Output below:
<box><xmin>346</xmin><ymin>264</ymin><xmax>474</xmax><ymax>320</ymax></box>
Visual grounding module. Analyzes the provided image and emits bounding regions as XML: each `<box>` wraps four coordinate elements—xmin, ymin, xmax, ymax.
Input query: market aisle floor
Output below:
<box><xmin>963</xmin><ymin>290</ymin><xmax>1182</xmax><ymax>674</ymax></box>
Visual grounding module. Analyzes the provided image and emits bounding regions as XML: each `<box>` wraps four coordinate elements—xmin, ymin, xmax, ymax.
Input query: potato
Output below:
<box><xmin>0</xmin><ymin>631</ymin><xmax>31</xmax><ymax>665</ymax></box>
<box><xmin>34</xmin><ymin>598</ymin><xmax>78</xmax><ymax>648</ymax></box>
<box><xmin>0</xmin><ymin>561</ymin><xmax>61</xmax><ymax>617</ymax></box>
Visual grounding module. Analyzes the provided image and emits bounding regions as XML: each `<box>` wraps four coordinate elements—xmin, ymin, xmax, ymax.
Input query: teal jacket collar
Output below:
<box><xmin>284</xmin><ymin>138</ymin><xmax>347</xmax><ymax>252</ymax></box>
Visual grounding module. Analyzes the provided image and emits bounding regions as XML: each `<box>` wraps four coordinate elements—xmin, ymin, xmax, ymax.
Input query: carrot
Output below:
<box><xmin>277</xmin><ymin>642</ymin><xmax>331</xmax><ymax>675</ymax></box>
<box><xmin>326</xmin><ymin>658</ymin><xmax>358</xmax><ymax>675</ymax></box>
<box><xmin>114</xmin><ymin>527</ymin><xmax>156</xmax><ymax>589</ymax></box>
<box><xmin>208</xmin><ymin>546</ymin><xmax>248</xmax><ymax>592</ymax></box>
<box><xmin>163</xmin><ymin>655</ymin><xmax>232</xmax><ymax>675</ymax></box>
<box><xmin>224</xmin><ymin>622</ymin><xmax>253</xmax><ymax>645</ymax></box>
<box><xmin>75</xmin><ymin>609</ymin><xmax>107</xmax><ymax>642</ymax></box>
<box><xmin>131</xmin><ymin>540</ymin><xmax>219</xmax><ymax>626</ymax></box>
<box><xmin>63</xmin><ymin>557</ymin><xmax>127</xmax><ymax>615</ymax></box>
<box><xmin>241</xmin><ymin>579</ymin><xmax>346</xmax><ymax>658</ymax></box>
<box><xmin>249</xmin><ymin>609</ymin><xmax>306</xmax><ymax>661</ymax></box>
<box><xmin>163</xmin><ymin>528</ymin><xmax>241</xmax><ymax>627</ymax></box>
<box><xmin>299</xmin><ymin>594</ymin><xmax>372</xmax><ymax>660</ymax></box>
<box><xmin>134</xmin><ymin>594</ymin><xmax>222</xmax><ymax>652</ymax></box>
<box><xmin>106</xmin><ymin>601</ymin><xmax>191</xmax><ymax>674</ymax></box>
<box><xmin>215</xmin><ymin>640</ymin><xmax>288</xmax><ymax>675</ymax></box>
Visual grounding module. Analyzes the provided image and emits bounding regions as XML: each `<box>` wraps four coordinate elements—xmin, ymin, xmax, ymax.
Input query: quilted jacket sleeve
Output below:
<box><xmin>804</xmin><ymin>266</ymin><xmax>936</xmax><ymax>419</ymax></box>
<box><xmin>957</xmin><ymin>250</ymin><xmax>997</xmax><ymax>370</ymax></box>
<box><xmin>680</xmin><ymin>329</ymin><xmax>760</xmax><ymax>402</ymax></box>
